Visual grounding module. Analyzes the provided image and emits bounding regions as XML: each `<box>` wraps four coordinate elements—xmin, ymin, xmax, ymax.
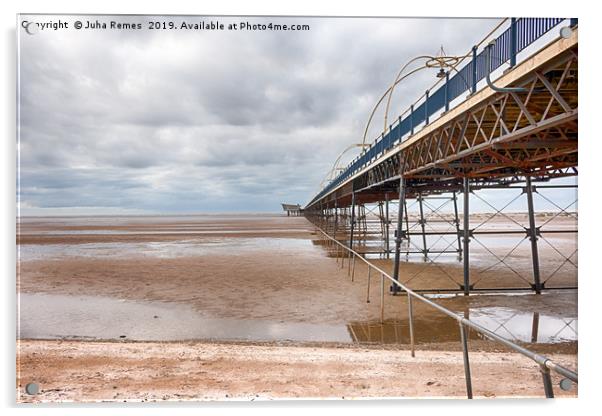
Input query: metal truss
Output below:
<box><xmin>401</xmin><ymin>51</ymin><xmax>577</xmax><ymax>182</ymax></box>
<box><xmin>304</xmin><ymin>44</ymin><xmax>577</xmax><ymax>296</ymax></box>
<box><xmin>306</xmin><ymin>178</ymin><xmax>577</xmax><ymax>295</ymax></box>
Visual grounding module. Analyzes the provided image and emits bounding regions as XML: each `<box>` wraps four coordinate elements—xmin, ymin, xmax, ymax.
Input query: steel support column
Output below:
<box><xmin>453</xmin><ymin>191</ymin><xmax>463</xmax><ymax>260</ymax></box>
<box><xmin>462</xmin><ymin>177</ymin><xmax>471</xmax><ymax>295</ymax></box>
<box><xmin>392</xmin><ymin>176</ymin><xmax>406</xmax><ymax>294</ymax></box>
<box><xmin>349</xmin><ymin>192</ymin><xmax>356</xmax><ymax>251</ymax></box>
<box><xmin>525</xmin><ymin>176</ymin><xmax>543</xmax><ymax>294</ymax></box>
<box><xmin>333</xmin><ymin>202</ymin><xmax>338</xmax><ymax>240</ymax></box>
<box><xmin>404</xmin><ymin>199</ymin><xmax>411</xmax><ymax>256</ymax></box>
<box><xmin>385</xmin><ymin>193</ymin><xmax>390</xmax><ymax>259</ymax></box>
<box><xmin>347</xmin><ymin>191</ymin><xmax>355</xmax><ymax>279</ymax></box>
<box><xmin>417</xmin><ymin>193</ymin><xmax>428</xmax><ymax>261</ymax></box>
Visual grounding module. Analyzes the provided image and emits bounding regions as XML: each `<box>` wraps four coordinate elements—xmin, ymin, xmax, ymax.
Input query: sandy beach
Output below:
<box><xmin>17</xmin><ymin>340</ymin><xmax>577</xmax><ymax>402</ymax></box>
<box><xmin>16</xmin><ymin>214</ymin><xmax>578</xmax><ymax>401</ymax></box>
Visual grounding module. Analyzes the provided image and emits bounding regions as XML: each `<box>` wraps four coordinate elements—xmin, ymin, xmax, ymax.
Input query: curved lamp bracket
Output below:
<box><xmin>485</xmin><ymin>41</ymin><xmax>528</xmax><ymax>93</ymax></box>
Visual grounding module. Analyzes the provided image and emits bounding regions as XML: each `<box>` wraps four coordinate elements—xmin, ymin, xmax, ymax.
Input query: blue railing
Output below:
<box><xmin>308</xmin><ymin>17</ymin><xmax>570</xmax><ymax>207</ymax></box>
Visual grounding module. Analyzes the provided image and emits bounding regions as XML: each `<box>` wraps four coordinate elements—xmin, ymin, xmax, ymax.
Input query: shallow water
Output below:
<box><xmin>349</xmin><ymin>309</ymin><xmax>576</xmax><ymax>344</ymax></box>
<box><xmin>19</xmin><ymin>237</ymin><xmax>316</xmax><ymax>261</ymax></box>
<box><xmin>17</xmin><ymin>215</ymin><xmax>577</xmax><ymax>346</ymax></box>
<box><xmin>18</xmin><ymin>292</ymin><xmax>577</xmax><ymax>345</ymax></box>
<box><xmin>19</xmin><ymin>229</ymin><xmax>304</xmax><ymax>235</ymax></box>
<box><xmin>18</xmin><ymin>214</ymin><xmax>287</xmax><ymax>227</ymax></box>
<box><xmin>18</xmin><ymin>293</ymin><xmax>350</xmax><ymax>343</ymax></box>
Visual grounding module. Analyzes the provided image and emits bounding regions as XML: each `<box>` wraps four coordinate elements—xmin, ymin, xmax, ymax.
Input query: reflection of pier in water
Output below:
<box><xmin>347</xmin><ymin>308</ymin><xmax>577</xmax><ymax>345</ymax></box>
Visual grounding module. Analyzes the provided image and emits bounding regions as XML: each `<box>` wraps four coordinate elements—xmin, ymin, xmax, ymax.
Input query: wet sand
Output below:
<box><xmin>16</xmin><ymin>214</ymin><xmax>577</xmax><ymax>401</ymax></box>
<box><xmin>17</xmin><ymin>216</ymin><xmax>577</xmax><ymax>325</ymax></box>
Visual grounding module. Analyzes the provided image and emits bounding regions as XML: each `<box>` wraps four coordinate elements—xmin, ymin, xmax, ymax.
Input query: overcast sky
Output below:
<box><xmin>17</xmin><ymin>15</ymin><xmax>575</xmax><ymax>215</ymax></box>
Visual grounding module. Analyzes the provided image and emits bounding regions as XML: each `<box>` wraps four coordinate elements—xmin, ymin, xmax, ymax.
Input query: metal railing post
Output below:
<box><xmin>366</xmin><ymin>267</ymin><xmax>371</xmax><ymax>303</ymax></box>
<box><xmin>346</xmin><ymin>248</ymin><xmax>350</xmax><ymax>273</ymax></box>
<box><xmin>408</xmin><ymin>294</ymin><xmax>415</xmax><ymax>357</ymax></box>
<box><xmin>471</xmin><ymin>45</ymin><xmax>478</xmax><ymax>94</ymax></box>
<box><xmin>510</xmin><ymin>18</ymin><xmax>517</xmax><ymax>68</ymax></box>
<box><xmin>459</xmin><ymin>322</ymin><xmax>473</xmax><ymax>399</ymax></box>
<box><xmin>541</xmin><ymin>364</ymin><xmax>555</xmax><ymax>398</ymax></box>
<box><xmin>380</xmin><ymin>274</ymin><xmax>385</xmax><ymax>323</ymax></box>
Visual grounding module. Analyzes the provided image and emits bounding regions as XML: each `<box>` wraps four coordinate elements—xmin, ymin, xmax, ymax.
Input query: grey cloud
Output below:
<box><xmin>18</xmin><ymin>15</ymin><xmax>498</xmax><ymax>213</ymax></box>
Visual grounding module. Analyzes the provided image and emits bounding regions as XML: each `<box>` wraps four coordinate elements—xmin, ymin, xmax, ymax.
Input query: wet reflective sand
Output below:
<box><xmin>19</xmin><ymin>237</ymin><xmax>314</xmax><ymax>261</ymax></box>
<box><xmin>348</xmin><ymin>300</ymin><xmax>577</xmax><ymax>345</ymax></box>
<box><xmin>17</xmin><ymin>214</ymin><xmax>577</xmax><ymax>347</ymax></box>
<box><xmin>17</xmin><ymin>214</ymin><xmax>577</xmax><ymax>401</ymax></box>
<box><xmin>19</xmin><ymin>293</ymin><xmax>350</xmax><ymax>343</ymax></box>
<box><xmin>19</xmin><ymin>292</ymin><xmax>576</xmax><ymax>346</ymax></box>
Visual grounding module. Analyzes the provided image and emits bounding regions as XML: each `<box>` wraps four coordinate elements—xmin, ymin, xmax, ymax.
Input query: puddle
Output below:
<box><xmin>20</xmin><ymin>229</ymin><xmax>304</xmax><ymax>235</ymax></box>
<box><xmin>350</xmin><ymin>290</ymin><xmax>577</xmax><ymax>345</ymax></box>
<box><xmin>18</xmin><ymin>293</ymin><xmax>351</xmax><ymax>343</ymax></box>
<box><xmin>18</xmin><ymin>214</ymin><xmax>292</xmax><ymax>226</ymax></box>
<box><xmin>468</xmin><ymin>307</ymin><xmax>577</xmax><ymax>344</ymax></box>
<box><xmin>348</xmin><ymin>310</ymin><xmax>577</xmax><ymax>345</ymax></box>
<box><xmin>18</xmin><ymin>293</ymin><xmax>576</xmax><ymax>345</ymax></box>
<box><xmin>18</xmin><ymin>237</ymin><xmax>316</xmax><ymax>261</ymax></box>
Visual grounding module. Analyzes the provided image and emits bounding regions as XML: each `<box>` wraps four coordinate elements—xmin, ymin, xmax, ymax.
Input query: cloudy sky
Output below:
<box><xmin>20</xmin><ymin>15</ymin><xmax>569</xmax><ymax>215</ymax></box>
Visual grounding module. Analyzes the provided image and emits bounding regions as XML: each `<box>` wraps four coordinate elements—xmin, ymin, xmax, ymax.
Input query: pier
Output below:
<box><xmin>303</xmin><ymin>18</ymin><xmax>578</xmax><ymax>398</ymax></box>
